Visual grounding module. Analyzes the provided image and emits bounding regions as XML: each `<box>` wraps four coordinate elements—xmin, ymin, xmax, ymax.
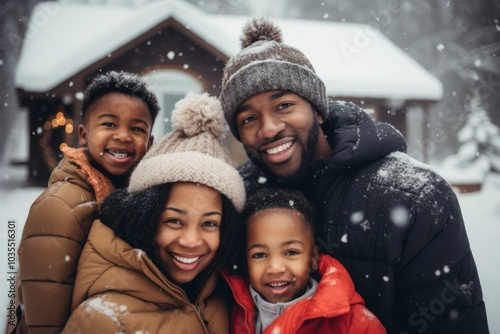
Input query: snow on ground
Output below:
<box><xmin>0</xmin><ymin>165</ymin><xmax>499</xmax><ymax>331</ymax></box>
<box><xmin>456</xmin><ymin>172</ymin><xmax>500</xmax><ymax>332</ymax></box>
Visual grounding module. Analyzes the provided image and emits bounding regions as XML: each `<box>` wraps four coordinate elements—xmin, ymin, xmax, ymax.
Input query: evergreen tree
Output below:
<box><xmin>444</xmin><ymin>92</ymin><xmax>500</xmax><ymax>173</ymax></box>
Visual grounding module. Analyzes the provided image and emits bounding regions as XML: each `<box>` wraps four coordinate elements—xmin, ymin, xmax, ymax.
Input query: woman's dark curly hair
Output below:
<box><xmin>99</xmin><ymin>183</ymin><xmax>243</xmax><ymax>272</ymax></box>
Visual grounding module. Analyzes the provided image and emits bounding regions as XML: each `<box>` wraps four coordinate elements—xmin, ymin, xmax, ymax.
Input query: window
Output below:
<box><xmin>142</xmin><ymin>69</ymin><xmax>203</xmax><ymax>138</ymax></box>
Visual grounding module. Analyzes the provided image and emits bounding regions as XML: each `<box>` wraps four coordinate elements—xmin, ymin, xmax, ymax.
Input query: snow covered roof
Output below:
<box><xmin>15</xmin><ymin>0</ymin><xmax>443</xmax><ymax>101</ymax></box>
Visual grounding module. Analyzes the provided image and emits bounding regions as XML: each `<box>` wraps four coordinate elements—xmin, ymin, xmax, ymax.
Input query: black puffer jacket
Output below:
<box><xmin>239</xmin><ymin>100</ymin><xmax>488</xmax><ymax>334</ymax></box>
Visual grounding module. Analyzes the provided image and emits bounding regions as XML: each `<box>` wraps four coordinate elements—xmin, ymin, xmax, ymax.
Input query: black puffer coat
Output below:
<box><xmin>239</xmin><ymin>100</ymin><xmax>488</xmax><ymax>334</ymax></box>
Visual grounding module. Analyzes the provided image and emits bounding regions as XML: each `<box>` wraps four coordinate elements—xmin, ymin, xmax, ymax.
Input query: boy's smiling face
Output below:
<box><xmin>246</xmin><ymin>207</ymin><xmax>319</xmax><ymax>303</ymax></box>
<box><xmin>78</xmin><ymin>92</ymin><xmax>153</xmax><ymax>177</ymax></box>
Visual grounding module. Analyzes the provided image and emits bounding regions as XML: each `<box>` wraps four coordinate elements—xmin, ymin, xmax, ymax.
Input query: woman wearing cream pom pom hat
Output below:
<box><xmin>63</xmin><ymin>92</ymin><xmax>245</xmax><ymax>334</ymax></box>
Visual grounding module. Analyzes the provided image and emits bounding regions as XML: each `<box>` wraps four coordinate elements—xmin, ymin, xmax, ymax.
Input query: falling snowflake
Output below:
<box><xmin>350</xmin><ymin>211</ymin><xmax>364</xmax><ymax>224</ymax></box>
<box><xmin>258</xmin><ymin>176</ymin><xmax>267</xmax><ymax>184</ymax></box>
<box><xmin>271</xmin><ymin>327</ymin><xmax>282</xmax><ymax>334</ymax></box>
<box><xmin>449</xmin><ymin>308</ymin><xmax>459</xmax><ymax>320</ymax></box>
<box><xmin>390</xmin><ymin>205</ymin><xmax>409</xmax><ymax>228</ymax></box>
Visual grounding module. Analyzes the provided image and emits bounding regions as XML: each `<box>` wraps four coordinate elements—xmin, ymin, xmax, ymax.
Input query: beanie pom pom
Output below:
<box><xmin>171</xmin><ymin>92</ymin><xmax>226</xmax><ymax>138</ymax></box>
<box><xmin>240</xmin><ymin>18</ymin><xmax>283</xmax><ymax>49</ymax></box>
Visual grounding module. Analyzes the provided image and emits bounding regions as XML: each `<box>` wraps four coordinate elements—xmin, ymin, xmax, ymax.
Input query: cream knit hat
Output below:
<box><xmin>128</xmin><ymin>92</ymin><xmax>246</xmax><ymax>212</ymax></box>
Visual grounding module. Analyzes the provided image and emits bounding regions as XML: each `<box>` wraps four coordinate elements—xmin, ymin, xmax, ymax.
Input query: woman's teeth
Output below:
<box><xmin>173</xmin><ymin>255</ymin><xmax>200</xmax><ymax>264</ymax></box>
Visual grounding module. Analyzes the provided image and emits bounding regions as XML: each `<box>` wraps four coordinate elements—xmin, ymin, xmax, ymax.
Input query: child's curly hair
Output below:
<box><xmin>242</xmin><ymin>186</ymin><xmax>317</xmax><ymax>233</ymax></box>
<box><xmin>82</xmin><ymin>71</ymin><xmax>160</xmax><ymax>125</ymax></box>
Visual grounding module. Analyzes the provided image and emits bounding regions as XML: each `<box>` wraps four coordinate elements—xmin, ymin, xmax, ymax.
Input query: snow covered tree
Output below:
<box><xmin>444</xmin><ymin>93</ymin><xmax>500</xmax><ymax>173</ymax></box>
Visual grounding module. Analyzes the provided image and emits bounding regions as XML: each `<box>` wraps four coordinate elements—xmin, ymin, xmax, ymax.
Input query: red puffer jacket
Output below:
<box><xmin>222</xmin><ymin>254</ymin><xmax>386</xmax><ymax>334</ymax></box>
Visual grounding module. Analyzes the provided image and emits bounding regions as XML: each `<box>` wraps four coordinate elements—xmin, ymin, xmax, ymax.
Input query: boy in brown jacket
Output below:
<box><xmin>12</xmin><ymin>71</ymin><xmax>159</xmax><ymax>334</ymax></box>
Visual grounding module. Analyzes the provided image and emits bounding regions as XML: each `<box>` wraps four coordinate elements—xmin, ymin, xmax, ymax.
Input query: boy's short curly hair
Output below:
<box><xmin>82</xmin><ymin>71</ymin><xmax>160</xmax><ymax>125</ymax></box>
<box><xmin>242</xmin><ymin>186</ymin><xmax>316</xmax><ymax>234</ymax></box>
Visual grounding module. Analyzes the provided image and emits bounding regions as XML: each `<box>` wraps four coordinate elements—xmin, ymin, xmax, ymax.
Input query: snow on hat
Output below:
<box><xmin>220</xmin><ymin>18</ymin><xmax>328</xmax><ymax>140</ymax></box>
<box><xmin>128</xmin><ymin>92</ymin><xmax>246</xmax><ymax>212</ymax></box>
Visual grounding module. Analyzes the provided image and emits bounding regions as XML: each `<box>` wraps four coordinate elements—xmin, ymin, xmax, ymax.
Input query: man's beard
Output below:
<box><xmin>247</xmin><ymin>120</ymin><xmax>320</xmax><ymax>188</ymax></box>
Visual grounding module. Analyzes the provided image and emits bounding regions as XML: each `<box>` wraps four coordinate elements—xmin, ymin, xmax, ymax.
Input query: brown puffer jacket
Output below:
<box><xmin>14</xmin><ymin>148</ymin><xmax>115</xmax><ymax>334</ymax></box>
<box><xmin>63</xmin><ymin>221</ymin><xmax>230</xmax><ymax>334</ymax></box>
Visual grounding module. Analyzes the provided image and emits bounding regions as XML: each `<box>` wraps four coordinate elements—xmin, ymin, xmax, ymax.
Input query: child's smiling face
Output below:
<box><xmin>246</xmin><ymin>208</ymin><xmax>319</xmax><ymax>303</ymax></box>
<box><xmin>78</xmin><ymin>92</ymin><xmax>153</xmax><ymax>177</ymax></box>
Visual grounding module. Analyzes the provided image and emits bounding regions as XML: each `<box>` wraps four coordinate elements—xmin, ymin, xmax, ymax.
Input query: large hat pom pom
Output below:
<box><xmin>171</xmin><ymin>92</ymin><xmax>226</xmax><ymax>138</ymax></box>
<box><xmin>240</xmin><ymin>18</ymin><xmax>283</xmax><ymax>49</ymax></box>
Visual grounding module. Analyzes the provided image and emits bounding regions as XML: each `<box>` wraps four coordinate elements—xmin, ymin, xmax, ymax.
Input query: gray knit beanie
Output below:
<box><xmin>128</xmin><ymin>92</ymin><xmax>246</xmax><ymax>212</ymax></box>
<box><xmin>220</xmin><ymin>18</ymin><xmax>328</xmax><ymax>140</ymax></box>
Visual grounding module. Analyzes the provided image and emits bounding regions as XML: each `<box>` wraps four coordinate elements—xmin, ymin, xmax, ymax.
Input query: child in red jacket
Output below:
<box><xmin>222</xmin><ymin>186</ymin><xmax>386</xmax><ymax>334</ymax></box>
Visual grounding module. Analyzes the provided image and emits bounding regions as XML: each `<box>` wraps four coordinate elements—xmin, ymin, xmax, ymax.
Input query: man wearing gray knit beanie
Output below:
<box><xmin>220</xmin><ymin>18</ymin><xmax>489</xmax><ymax>333</ymax></box>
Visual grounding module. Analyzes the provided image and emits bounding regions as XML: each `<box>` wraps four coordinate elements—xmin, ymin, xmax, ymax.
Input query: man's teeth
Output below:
<box><xmin>269</xmin><ymin>282</ymin><xmax>288</xmax><ymax>287</ymax></box>
<box><xmin>108</xmin><ymin>150</ymin><xmax>130</xmax><ymax>158</ymax></box>
<box><xmin>173</xmin><ymin>255</ymin><xmax>200</xmax><ymax>264</ymax></box>
<box><xmin>266</xmin><ymin>142</ymin><xmax>292</xmax><ymax>155</ymax></box>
